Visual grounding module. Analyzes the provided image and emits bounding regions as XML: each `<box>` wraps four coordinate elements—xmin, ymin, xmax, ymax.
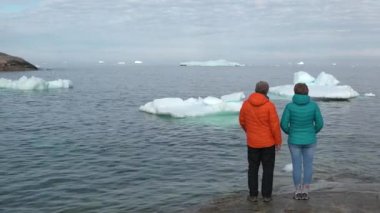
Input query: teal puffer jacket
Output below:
<box><xmin>280</xmin><ymin>94</ymin><xmax>324</xmax><ymax>145</ymax></box>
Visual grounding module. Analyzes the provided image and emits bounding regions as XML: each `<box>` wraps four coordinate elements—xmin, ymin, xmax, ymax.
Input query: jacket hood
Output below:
<box><xmin>292</xmin><ymin>94</ymin><xmax>310</xmax><ymax>105</ymax></box>
<box><xmin>248</xmin><ymin>93</ymin><xmax>269</xmax><ymax>106</ymax></box>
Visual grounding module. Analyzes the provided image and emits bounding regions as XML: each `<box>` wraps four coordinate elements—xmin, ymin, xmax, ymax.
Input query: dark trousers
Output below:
<box><xmin>247</xmin><ymin>145</ymin><xmax>275</xmax><ymax>197</ymax></box>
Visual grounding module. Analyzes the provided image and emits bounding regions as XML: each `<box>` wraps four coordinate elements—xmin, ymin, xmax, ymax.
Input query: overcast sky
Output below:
<box><xmin>1</xmin><ymin>0</ymin><xmax>380</xmax><ymax>65</ymax></box>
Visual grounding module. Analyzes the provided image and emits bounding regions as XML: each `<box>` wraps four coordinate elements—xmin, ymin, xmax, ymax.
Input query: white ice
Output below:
<box><xmin>282</xmin><ymin>163</ymin><xmax>293</xmax><ymax>172</ymax></box>
<box><xmin>270</xmin><ymin>71</ymin><xmax>359</xmax><ymax>100</ymax></box>
<box><xmin>180</xmin><ymin>59</ymin><xmax>245</xmax><ymax>67</ymax></box>
<box><xmin>117</xmin><ymin>61</ymin><xmax>126</xmax><ymax>65</ymax></box>
<box><xmin>297</xmin><ymin>61</ymin><xmax>304</xmax><ymax>65</ymax></box>
<box><xmin>0</xmin><ymin>76</ymin><xmax>73</xmax><ymax>90</ymax></box>
<box><xmin>134</xmin><ymin>61</ymin><xmax>143</xmax><ymax>64</ymax></box>
<box><xmin>139</xmin><ymin>92</ymin><xmax>245</xmax><ymax>118</ymax></box>
<box><xmin>364</xmin><ymin>93</ymin><xmax>376</xmax><ymax>97</ymax></box>
<box><xmin>140</xmin><ymin>71</ymin><xmax>362</xmax><ymax>118</ymax></box>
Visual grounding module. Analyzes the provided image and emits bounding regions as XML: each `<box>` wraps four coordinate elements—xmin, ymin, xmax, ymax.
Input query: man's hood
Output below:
<box><xmin>248</xmin><ymin>93</ymin><xmax>269</xmax><ymax>106</ymax></box>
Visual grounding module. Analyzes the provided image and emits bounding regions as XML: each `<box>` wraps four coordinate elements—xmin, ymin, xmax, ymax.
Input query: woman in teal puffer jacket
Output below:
<box><xmin>280</xmin><ymin>83</ymin><xmax>323</xmax><ymax>200</ymax></box>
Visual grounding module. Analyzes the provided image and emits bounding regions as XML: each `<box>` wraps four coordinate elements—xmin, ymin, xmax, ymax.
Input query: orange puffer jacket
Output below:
<box><xmin>239</xmin><ymin>93</ymin><xmax>282</xmax><ymax>148</ymax></box>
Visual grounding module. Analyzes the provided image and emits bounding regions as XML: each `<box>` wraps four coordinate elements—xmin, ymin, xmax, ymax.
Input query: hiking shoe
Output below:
<box><xmin>263</xmin><ymin>197</ymin><xmax>272</xmax><ymax>202</ymax></box>
<box><xmin>301</xmin><ymin>192</ymin><xmax>309</xmax><ymax>200</ymax></box>
<box><xmin>247</xmin><ymin>196</ymin><xmax>258</xmax><ymax>202</ymax></box>
<box><xmin>293</xmin><ymin>192</ymin><xmax>302</xmax><ymax>200</ymax></box>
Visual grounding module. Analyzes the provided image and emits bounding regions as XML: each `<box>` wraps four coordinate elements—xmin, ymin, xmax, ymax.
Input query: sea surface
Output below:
<box><xmin>0</xmin><ymin>65</ymin><xmax>379</xmax><ymax>212</ymax></box>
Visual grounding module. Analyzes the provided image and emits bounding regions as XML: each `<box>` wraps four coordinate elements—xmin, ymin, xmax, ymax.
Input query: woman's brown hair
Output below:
<box><xmin>294</xmin><ymin>83</ymin><xmax>309</xmax><ymax>95</ymax></box>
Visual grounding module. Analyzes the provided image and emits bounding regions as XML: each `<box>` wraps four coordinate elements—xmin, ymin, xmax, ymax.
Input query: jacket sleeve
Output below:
<box><xmin>269</xmin><ymin>103</ymin><xmax>282</xmax><ymax>145</ymax></box>
<box><xmin>314</xmin><ymin>104</ymin><xmax>324</xmax><ymax>133</ymax></box>
<box><xmin>280</xmin><ymin>105</ymin><xmax>290</xmax><ymax>134</ymax></box>
<box><xmin>239</xmin><ymin>102</ymin><xmax>247</xmax><ymax>132</ymax></box>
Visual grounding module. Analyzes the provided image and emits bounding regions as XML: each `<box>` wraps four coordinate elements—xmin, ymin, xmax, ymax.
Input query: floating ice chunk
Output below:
<box><xmin>139</xmin><ymin>92</ymin><xmax>245</xmax><ymax>118</ymax></box>
<box><xmin>203</xmin><ymin>96</ymin><xmax>223</xmax><ymax>105</ymax></box>
<box><xmin>294</xmin><ymin>71</ymin><xmax>340</xmax><ymax>86</ymax></box>
<box><xmin>180</xmin><ymin>59</ymin><xmax>245</xmax><ymax>67</ymax></box>
<box><xmin>134</xmin><ymin>61</ymin><xmax>143</xmax><ymax>64</ymax></box>
<box><xmin>117</xmin><ymin>61</ymin><xmax>126</xmax><ymax>65</ymax></box>
<box><xmin>294</xmin><ymin>71</ymin><xmax>315</xmax><ymax>84</ymax></box>
<box><xmin>0</xmin><ymin>76</ymin><xmax>73</xmax><ymax>90</ymax></box>
<box><xmin>283</xmin><ymin>163</ymin><xmax>293</xmax><ymax>172</ymax></box>
<box><xmin>270</xmin><ymin>71</ymin><xmax>359</xmax><ymax>100</ymax></box>
<box><xmin>98</xmin><ymin>60</ymin><xmax>104</xmax><ymax>64</ymax></box>
<box><xmin>270</xmin><ymin>85</ymin><xmax>359</xmax><ymax>99</ymax></box>
<box><xmin>221</xmin><ymin>92</ymin><xmax>245</xmax><ymax>102</ymax></box>
<box><xmin>47</xmin><ymin>79</ymin><xmax>73</xmax><ymax>89</ymax></box>
<box><xmin>297</xmin><ymin>61</ymin><xmax>304</xmax><ymax>65</ymax></box>
<box><xmin>314</xmin><ymin>72</ymin><xmax>339</xmax><ymax>86</ymax></box>
<box><xmin>364</xmin><ymin>93</ymin><xmax>376</xmax><ymax>97</ymax></box>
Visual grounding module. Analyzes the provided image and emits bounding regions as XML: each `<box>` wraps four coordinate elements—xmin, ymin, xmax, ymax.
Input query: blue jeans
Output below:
<box><xmin>288</xmin><ymin>143</ymin><xmax>316</xmax><ymax>187</ymax></box>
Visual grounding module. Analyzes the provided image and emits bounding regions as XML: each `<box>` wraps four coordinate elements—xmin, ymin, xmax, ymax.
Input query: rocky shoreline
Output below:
<box><xmin>187</xmin><ymin>182</ymin><xmax>380</xmax><ymax>213</ymax></box>
<box><xmin>0</xmin><ymin>52</ymin><xmax>38</xmax><ymax>71</ymax></box>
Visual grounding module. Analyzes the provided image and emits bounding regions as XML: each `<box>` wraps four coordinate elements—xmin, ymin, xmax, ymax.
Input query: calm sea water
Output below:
<box><xmin>1</xmin><ymin>65</ymin><xmax>379</xmax><ymax>212</ymax></box>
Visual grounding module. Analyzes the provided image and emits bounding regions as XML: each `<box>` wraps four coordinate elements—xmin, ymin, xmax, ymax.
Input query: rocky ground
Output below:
<box><xmin>0</xmin><ymin>52</ymin><xmax>38</xmax><ymax>71</ymax></box>
<box><xmin>188</xmin><ymin>183</ymin><xmax>380</xmax><ymax>213</ymax></box>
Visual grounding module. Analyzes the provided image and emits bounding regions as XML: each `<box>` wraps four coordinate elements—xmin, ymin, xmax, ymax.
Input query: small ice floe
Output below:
<box><xmin>282</xmin><ymin>163</ymin><xmax>293</xmax><ymax>172</ymax></box>
<box><xmin>270</xmin><ymin>71</ymin><xmax>359</xmax><ymax>100</ymax></box>
<box><xmin>297</xmin><ymin>61</ymin><xmax>304</xmax><ymax>65</ymax></box>
<box><xmin>134</xmin><ymin>61</ymin><xmax>143</xmax><ymax>64</ymax></box>
<box><xmin>139</xmin><ymin>92</ymin><xmax>245</xmax><ymax>118</ymax></box>
<box><xmin>179</xmin><ymin>59</ymin><xmax>245</xmax><ymax>67</ymax></box>
<box><xmin>364</xmin><ymin>93</ymin><xmax>376</xmax><ymax>97</ymax></box>
<box><xmin>0</xmin><ymin>76</ymin><xmax>73</xmax><ymax>90</ymax></box>
<box><xmin>117</xmin><ymin>61</ymin><xmax>126</xmax><ymax>65</ymax></box>
<box><xmin>98</xmin><ymin>60</ymin><xmax>105</xmax><ymax>64</ymax></box>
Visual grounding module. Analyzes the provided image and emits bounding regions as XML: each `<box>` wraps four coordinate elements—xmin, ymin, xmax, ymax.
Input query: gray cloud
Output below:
<box><xmin>1</xmin><ymin>0</ymin><xmax>380</xmax><ymax>65</ymax></box>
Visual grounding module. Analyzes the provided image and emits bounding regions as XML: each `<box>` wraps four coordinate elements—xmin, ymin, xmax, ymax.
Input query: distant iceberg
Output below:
<box><xmin>364</xmin><ymin>93</ymin><xmax>376</xmax><ymax>97</ymax></box>
<box><xmin>180</xmin><ymin>59</ymin><xmax>245</xmax><ymax>67</ymax></box>
<box><xmin>139</xmin><ymin>92</ymin><xmax>245</xmax><ymax>118</ymax></box>
<box><xmin>297</xmin><ymin>61</ymin><xmax>304</xmax><ymax>65</ymax></box>
<box><xmin>270</xmin><ymin>71</ymin><xmax>359</xmax><ymax>100</ymax></box>
<box><xmin>134</xmin><ymin>61</ymin><xmax>143</xmax><ymax>64</ymax></box>
<box><xmin>0</xmin><ymin>76</ymin><xmax>73</xmax><ymax>90</ymax></box>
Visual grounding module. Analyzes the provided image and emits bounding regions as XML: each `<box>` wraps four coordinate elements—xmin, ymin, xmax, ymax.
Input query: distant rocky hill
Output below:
<box><xmin>0</xmin><ymin>52</ymin><xmax>38</xmax><ymax>71</ymax></box>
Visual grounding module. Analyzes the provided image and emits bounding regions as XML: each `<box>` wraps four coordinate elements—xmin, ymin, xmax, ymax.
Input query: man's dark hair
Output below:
<box><xmin>294</xmin><ymin>83</ymin><xmax>309</xmax><ymax>95</ymax></box>
<box><xmin>255</xmin><ymin>81</ymin><xmax>269</xmax><ymax>95</ymax></box>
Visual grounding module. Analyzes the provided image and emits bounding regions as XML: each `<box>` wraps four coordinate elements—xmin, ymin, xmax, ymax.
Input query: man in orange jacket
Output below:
<box><xmin>239</xmin><ymin>81</ymin><xmax>282</xmax><ymax>202</ymax></box>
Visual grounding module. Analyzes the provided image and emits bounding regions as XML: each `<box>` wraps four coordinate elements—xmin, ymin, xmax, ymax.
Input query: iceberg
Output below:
<box><xmin>180</xmin><ymin>59</ymin><xmax>244</xmax><ymax>67</ymax></box>
<box><xmin>0</xmin><ymin>76</ymin><xmax>73</xmax><ymax>90</ymax></box>
<box><xmin>364</xmin><ymin>93</ymin><xmax>376</xmax><ymax>97</ymax></box>
<box><xmin>297</xmin><ymin>61</ymin><xmax>304</xmax><ymax>65</ymax></box>
<box><xmin>269</xmin><ymin>71</ymin><xmax>359</xmax><ymax>100</ymax></box>
<box><xmin>139</xmin><ymin>92</ymin><xmax>245</xmax><ymax>118</ymax></box>
<box><xmin>134</xmin><ymin>61</ymin><xmax>143</xmax><ymax>64</ymax></box>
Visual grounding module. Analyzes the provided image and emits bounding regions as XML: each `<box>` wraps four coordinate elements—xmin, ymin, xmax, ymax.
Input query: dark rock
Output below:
<box><xmin>0</xmin><ymin>52</ymin><xmax>38</xmax><ymax>71</ymax></box>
